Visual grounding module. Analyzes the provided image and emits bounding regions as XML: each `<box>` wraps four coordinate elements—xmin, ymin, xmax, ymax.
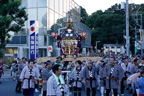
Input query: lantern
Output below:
<box><xmin>51</xmin><ymin>32</ymin><xmax>55</xmax><ymax>37</ymax></box>
<box><xmin>83</xmin><ymin>31</ymin><xmax>86</xmax><ymax>37</ymax></box>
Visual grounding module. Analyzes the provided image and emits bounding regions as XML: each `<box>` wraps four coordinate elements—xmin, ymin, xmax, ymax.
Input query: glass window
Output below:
<box><xmin>49</xmin><ymin>0</ymin><xmax>54</xmax><ymax>10</ymax></box>
<box><xmin>55</xmin><ymin>0</ymin><xmax>59</xmax><ymax>13</ymax></box>
<box><xmin>54</xmin><ymin>13</ymin><xmax>60</xmax><ymax>32</ymax></box>
<box><xmin>21</xmin><ymin>28</ymin><xmax>27</xmax><ymax>35</ymax></box>
<box><xmin>57</xmin><ymin>15</ymin><xmax>63</xmax><ymax>27</ymax></box>
<box><xmin>67</xmin><ymin>0</ymin><xmax>70</xmax><ymax>12</ymax></box>
<box><xmin>117</xmin><ymin>46</ymin><xmax>121</xmax><ymax>48</ymax></box>
<box><xmin>69</xmin><ymin>0</ymin><xmax>72</xmax><ymax>11</ymax></box>
<box><xmin>9</xmin><ymin>36</ymin><xmax>20</xmax><ymax>44</ymax></box>
<box><xmin>14</xmin><ymin>31</ymin><xmax>21</xmax><ymax>35</ymax></box>
<box><xmin>111</xmin><ymin>47</ymin><xmax>114</xmax><ymax>49</ymax></box>
<box><xmin>47</xmin><ymin>8</ymin><xmax>50</xmax><ymax>30</ymax></box>
<box><xmin>59</xmin><ymin>0</ymin><xmax>63</xmax><ymax>15</ymax></box>
<box><xmin>55</xmin><ymin>13</ymin><xmax>59</xmax><ymax>23</ymax></box>
<box><xmin>63</xmin><ymin>0</ymin><xmax>67</xmax><ymax>13</ymax></box>
<box><xmin>20</xmin><ymin>0</ymin><xmax>27</xmax><ymax>8</ymax></box>
<box><xmin>38</xmin><ymin>36</ymin><xmax>44</xmax><ymax>46</ymax></box>
<box><xmin>38</xmin><ymin>0</ymin><xmax>47</xmax><ymax>7</ymax></box>
<box><xmin>27</xmin><ymin>0</ymin><xmax>37</xmax><ymax>8</ymax></box>
<box><xmin>38</xmin><ymin>8</ymin><xmax>47</xmax><ymax>35</ymax></box>
<box><xmin>21</xmin><ymin>36</ymin><xmax>27</xmax><ymax>44</ymax></box>
<box><xmin>49</xmin><ymin>9</ymin><xmax>55</xmax><ymax>30</ymax></box>
<box><xmin>39</xmin><ymin>49</ymin><xmax>43</xmax><ymax>57</ymax></box>
<box><xmin>71</xmin><ymin>0</ymin><xmax>74</xmax><ymax>9</ymax></box>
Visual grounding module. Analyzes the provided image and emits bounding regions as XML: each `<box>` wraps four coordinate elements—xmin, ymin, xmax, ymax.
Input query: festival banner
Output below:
<box><xmin>30</xmin><ymin>20</ymin><xmax>38</xmax><ymax>60</ymax></box>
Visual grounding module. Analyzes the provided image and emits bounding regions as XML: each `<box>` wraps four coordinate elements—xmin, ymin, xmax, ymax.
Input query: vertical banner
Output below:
<box><xmin>30</xmin><ymin>20</ymin><xmax>38</xmax><ymax>60</ymax></box>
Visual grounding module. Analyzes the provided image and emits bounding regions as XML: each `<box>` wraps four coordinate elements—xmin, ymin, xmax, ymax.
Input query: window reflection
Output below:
<box><xmin>59</xmin><ymin>0</ymin><xmax>63</xmax><ymax>15</ymax></box>
<box><xmin>38</xmin><ymin>8</ymin><xmax>47</xmax><ymax>28</ymax></box>
<box><xmin>9</xmin><ymin>36</ymin><xmax>21</xmax><ymax>44</ymax></box>
<box><xmin>63</xmin><ymin>0</ymin><xmax>67</xmax><ymax>13</ymax></box>
<box><xmin>49</xmin><ymin>0</ymin><xmax>54</xmax><ymax>10</ymax></box>
<box><xmin>21</xmin><ymin>28</ymin><xmax>27</xmax><ymax>35</ymax></box>
<box><xmin>55</xmin><ymin>0</ymin><xmax>59</xmax><ymax>13</ymax></box>
<box><xmin>67</xmin><ymin>0</ymin><xmax>70</xmax><ymax>12</ymax></box>
<box><xmin>54</xmin><ymin>13</ymin><xmax>60</xmax><ymax>32</ymax></box>
<box><xmin>38</xmin><ymin>0</ymin><xmax>47</xmax><ymax>7</ymax></box>
<box><xmin>21</xmin><ymin>36</ymin><xmax>27</xmax><ymax>44</ymax></box>
<box><xmin>49</xmin><ymin>9</ymin><xmax>55</xmax><ymax>29</ymax></box>
<box><xmin>27</xmin><ymin>0</ymin><xmax>37</xmax><ymax>8</ymax></box>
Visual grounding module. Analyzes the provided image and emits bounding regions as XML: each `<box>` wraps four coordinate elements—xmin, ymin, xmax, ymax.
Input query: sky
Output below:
<box><xmin>76</xmin><ymin>0</ymin><xmax>144</xmax><ymax>15</ymax></box>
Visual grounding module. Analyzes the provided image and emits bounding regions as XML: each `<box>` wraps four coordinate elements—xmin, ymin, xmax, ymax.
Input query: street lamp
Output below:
<box><xmin>96</xmin><ymin>41</ymin><xmax>100</xmax><ymax>53</ymax></box>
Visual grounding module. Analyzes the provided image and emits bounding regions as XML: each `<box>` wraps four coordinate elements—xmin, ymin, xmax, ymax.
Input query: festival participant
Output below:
<box><xmin>47</xmin><ymin>64</ymin><xmax>68</xmax><ymax>96</ymax></box>
<box><xmin>22</xmin><ymin>57</ymin><xmax>28</xmax><ymax>66</ymax></box>
<box><xmin>69</xmin><ymin>60</ymin><xmax>83</xmax><ymax>96</ymax></box>
<box><xmin>15</xmin><ymin>60</ymin><xmax>23</xmax><ymax>93</ymax></box>
<box><xmin>134</xmin><ymin>67</ymin><xmax>144</xmax><ymax>96</ymax></box>
<box><xmin>0</xmin><ymin>58</ymin><xmax>3</xmax><ymax>84</ymax></box>
<box><xmin>130</xmin><ymin>59</ymin><xmax>139</xmax><ymax>75</ymax></box>
<box><xmin>41</xmin><ymin>61</ymin><xmax>52</xmax><ymax>96</ymax></box>
<box><xmin>20</xmin><ymin>60</ymin><xmax>40</xmax><ymax>96</ymax></box>
<box><xmin>120</xmin><ymin>57</ymin><xmax>130</xmax><ymax>95</ymax></box>
<box><xmin>99</xmin><ymin>62</ymin><xmax>106</xmax><ymax>96</ymax></box>
<box><xmin>103</xmin><ymin>57</ymin><xmax>122</xmax><ymax>96</ymax></box>
<box><xmin>33</xmin><ymin>60</ymin><xmax>40</xmax><ymax>93</ymax></box>
<box><xmin>83</xmin><ymin>60</ymin><xmax>97</xmax><ymax>96</ymax></box>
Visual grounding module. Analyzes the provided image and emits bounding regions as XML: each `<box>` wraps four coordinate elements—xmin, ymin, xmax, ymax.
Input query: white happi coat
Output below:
<box><xmin>20</xmin><ymin>66</ymin><xmax>39</xmax><ymax>89</ymax></box>
<box><xmin>47</xmin><ymin>74</ymin><xmax>68</xmax><ymax>96</ymax></box>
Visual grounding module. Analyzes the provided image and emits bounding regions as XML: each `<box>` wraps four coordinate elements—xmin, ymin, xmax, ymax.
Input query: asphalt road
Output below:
<box><xmin>0</xmin><ymin>69</ymin><xmax>133</xmax><ymax>96</ymax></box>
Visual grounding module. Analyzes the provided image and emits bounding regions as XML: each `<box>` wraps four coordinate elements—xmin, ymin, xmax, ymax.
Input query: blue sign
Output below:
<box><xmin>30</xmin><ymin>32</ymin><xmax>35</xmax><ymax>60</ymax></box>
<box><xmin>30</xmin><ymin>20</ymin><xmax>39</xmax><ymax>60</ymax></box>
<box><xmin>30</xmin><ymin>20</ymin><xmax>36</xmax><ymax>60</ymax></box>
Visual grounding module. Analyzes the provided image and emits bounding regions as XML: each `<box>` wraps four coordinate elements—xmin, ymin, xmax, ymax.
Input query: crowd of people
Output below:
<box><xmin>0</xmin><ymin>54</ymin><xmax>144</xmax><ymax>96</ymax></box>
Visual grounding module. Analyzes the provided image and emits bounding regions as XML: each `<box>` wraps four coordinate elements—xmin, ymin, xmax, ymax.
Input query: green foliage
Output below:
<box><xmin>0</xmin><ymin>50</ymin><xmax>3</xmax><ymax>58</ymax></box>
<box><xmin>85</xmin><ymin>10</ymin><xmax>103</xmax><ymax>29</ymax></box>
<box><xmin>85</xmin><ymin>3</ymin><xmax>144</xmax><ymax>50</ymax></box>
<box><xmin>80</xmin><ymin>6</ymin><xmax>88</xmax><ymax>24</ymax></box>
<box><xmin>0</xmin><ymin>0</ymin><xmax>27</xmax><ymax>53</ymax></box>
<box><xmin>91</xmin><ymin>13</ymin><xmax>125</xmax><ymax>48</ymax></box>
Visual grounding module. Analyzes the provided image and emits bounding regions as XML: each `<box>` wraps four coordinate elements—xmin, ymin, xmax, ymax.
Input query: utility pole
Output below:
<box><xmin>133</xmin><ymin>7</ymin><xmax>143</xmax><ymax>56</ymax></box>
<box><xmin>126</xmin><ymin>0</ymin><xmax>130</xmax><ymax>57</ymax></box>
<box><xmin>96</xmin><ymin>41</ymin><xmax>100</xmax><ymax>53</ymax></box>
<box><xmin>140</xmin><ymin>14</ymin><xmax>143</xmax><ymax>56</ymax></box>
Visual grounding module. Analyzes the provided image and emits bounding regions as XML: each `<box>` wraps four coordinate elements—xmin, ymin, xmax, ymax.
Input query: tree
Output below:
<box><xmin>0</xmin><ymin>0</ymin><xmax>27</xmax><ymax>57</ymax></box>
<box><xmin>80</xmin><ymin>6</ymin><xmax>88</xmax><ymax>24</ymax></box>
<box><xmin>85</xmin><ymin>10</ymin><xmax>103</xmax><ymax>29</ymax></box>
<box><xmin>84</xmin><ymin>3</ymin><xmax>144</xmax><ymax>53</ymax></box>
<box><xmin>91</xmin><ymin>13</ymin><xmax>125</xmax><ymax>48</ymax></box>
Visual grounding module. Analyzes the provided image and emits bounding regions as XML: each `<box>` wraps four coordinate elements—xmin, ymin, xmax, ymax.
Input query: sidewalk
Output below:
<box><xmin>1</xmin><ymin>69</ymin><xmax>13</xmax><ymax>79</ymax></box>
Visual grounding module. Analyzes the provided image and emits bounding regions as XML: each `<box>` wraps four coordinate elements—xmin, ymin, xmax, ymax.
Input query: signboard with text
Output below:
<box><xmin>30</xmin><ymin>20</ymin><xmax>38</xmax><ymax>60</ymax></box>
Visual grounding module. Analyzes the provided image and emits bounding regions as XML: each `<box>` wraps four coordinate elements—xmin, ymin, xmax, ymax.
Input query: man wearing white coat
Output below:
<box><xmin>20</xmin><ymin>60</ymin><xmax>40</xmax><ymax>96</ymax></box>
<box><xmin>47</xmin><ymin>64</ymin><xmax>68</xmax><ymax>96</ymax></box>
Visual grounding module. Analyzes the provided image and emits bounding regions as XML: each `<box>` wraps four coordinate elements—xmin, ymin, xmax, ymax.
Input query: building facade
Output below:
<box><xmin>104</xmin><ymin>44</ymin><xmax>125</xmax><ymax>54</ymax></box>
<box><xmin>4</xmin><ymin>0</ymin><xmax>91</xmax><ymax>62</ymax></box>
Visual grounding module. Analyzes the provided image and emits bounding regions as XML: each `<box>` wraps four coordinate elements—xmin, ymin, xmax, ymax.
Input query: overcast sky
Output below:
<box><xmin>76</xmin><ymin>0</ymin><xmax>144</xmax><ymax>15</ymax></box>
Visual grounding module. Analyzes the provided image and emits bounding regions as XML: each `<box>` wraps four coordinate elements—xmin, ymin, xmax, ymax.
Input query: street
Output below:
<box><xmin>0</xmin><ymin>69</ymin><xmax>133</xmax><ymax>96</ymax></box>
